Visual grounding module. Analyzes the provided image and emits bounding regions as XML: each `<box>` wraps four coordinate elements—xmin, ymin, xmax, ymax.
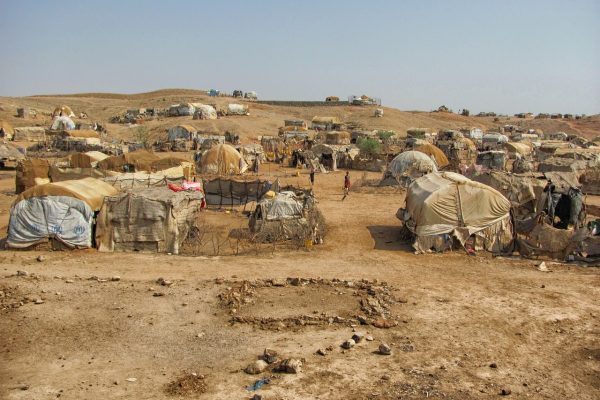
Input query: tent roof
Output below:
<box><xmin>312</xmin><ymin>116</ymin><xmax>340</xmax><ymax>124</ymax></box>
<box><xmin>405</xmin><ymin>172</ymin><xmax>511</xmax><ymax>238</ymax></box>
<box><xmin>200</xmin><ymin>144</ymin><xmax>247</xmax><ymax>175</ymax></box>
<box><xmin>504</xmin><ymin>142</ymin><xmax>533</xmax><ymax>155</ymax></box>
<box><xmin>52</xmin><ymin>105</ymin><xmax>75</xmax><ymax>117</ymax></box>
<box><xmin>14</xmin><ymin>177</ymin><xmax>118</xmax><ymax>211</ymax></box>
<box><xmin>63</xmin><ymin>129</ymin><xmax>99</xmax><ymax>138</ymax></box>
<box><xmin>389</xmin><ymin>151</ymin><xmax>437</xmax><ymax>179</ymax></box>
<box><xmin>171</xmin><ymin>124</ymin><xmax>196</xmax><ymax>133</ymax></box>
<box><xmin>0</xmin><ymin>143</ymin><xmax>25</xmax><ymax>160</ymax></box>
<box><xmin>415</xmin><ymin>144</ymin><xmax>449</xmax><ymax>168</ymax></box>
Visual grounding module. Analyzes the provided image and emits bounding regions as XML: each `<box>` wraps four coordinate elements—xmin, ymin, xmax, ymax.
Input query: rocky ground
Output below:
<box><xmin>0</xmin><ymin>168</ymin><xmax>599</xmax><ymax>399</ymax></box>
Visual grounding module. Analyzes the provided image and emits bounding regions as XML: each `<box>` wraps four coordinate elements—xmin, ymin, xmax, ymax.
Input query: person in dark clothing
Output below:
<box><xmin>342</xmin><ymin>171</ymin><xmax>350</xmax><ymax>201</ymax></box>
<box><xmin>309</xmin><ymin>166</ymin><xmax>315</xmax><ymax>187</ymax></box>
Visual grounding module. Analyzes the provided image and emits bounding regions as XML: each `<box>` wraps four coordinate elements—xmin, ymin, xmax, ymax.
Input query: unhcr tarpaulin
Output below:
<box><xmin>51</xmin><ymin>116</ymin><xmax>75</xmax><ymax>130</ymax></box>
<box><xmin>400</xmin><ymin>172</ymin><xmax>512</xmax><ymax>253</ymax></box>
<box><xmin>14</xmin><ymin>177</ymin><xmax>119</xmax><ymax>211</ymax></box>
<box><xmin>7</xmin><ymin>196</ymin><xmax>94</xmax><ymax>249</ymax></box>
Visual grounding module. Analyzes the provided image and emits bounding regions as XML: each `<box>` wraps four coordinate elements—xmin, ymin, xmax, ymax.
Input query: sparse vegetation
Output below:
<box><xmin>357</xmin><ymin>137</ymin><xmax>381</xmax><ymax>156</ymax></box>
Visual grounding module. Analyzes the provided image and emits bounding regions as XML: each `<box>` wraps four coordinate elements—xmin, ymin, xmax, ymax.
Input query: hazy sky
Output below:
<box><xmin>1</xmin><ymin>0</ymin><xmax>598</xmax><ymax>114</ymax></box>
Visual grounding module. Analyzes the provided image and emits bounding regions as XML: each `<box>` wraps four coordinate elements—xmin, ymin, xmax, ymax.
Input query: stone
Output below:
<box><xmin>65</xmin><ymin>279</ymin><xmax>74</xmax><ymax>284</ymax></box>
<box><xmin>316</xmin><ymin>348</ymin><xmax>327</xmax><ymax>356</ymax></box>
<box><xmin>365</xmin><ymin>335</ymin><xmax>374</xmax><ymax>341</ymax></box>
<box><xmin>341</xmin><ymin>339</ymin><xmax>355</xmax><ymax>349</ymax></box>
<box><xmin>36</xmin><ymin>255</ymin><xmax>45</xmax><ymax>262</ymax></box>
<box><xmin>277</xmin><ymin>358</ymin><xmax>302</xmax><ymax>374</ymax></box>
<box><xmin>34</xmin><ymin>299</ymin><xmax>44</xmax><ymax>305</ymax></box>
<box><xmin>157</xmin><ymin>277</ymin><xmax>172</xmax><ymax>286</ymax></box>
<box><xmin>153</xmin><ymin>292</ymin><xmax>165</xmax><ymax>297</ymax></box>
<box><xmin>16</xmin><ymin>270</ymin><xmax>28</xmax><ymax>276</ymax></box>
<box><xmin>372</xmin><ymin>318</ymin><xmax>397</xmax><ymax>329</ymax></box>
<box><xmin>111</xmin><ymin>276</ymin><xmax>121</xmax><ymax>282</ymax></box>
<box><xmin>378</xmin><ymin>343</ymin><xmax>392</xmax><ymax>355</ymax></box>
<box><xmin>251</xmin><ymin>395</ymin><xmax>262</xmax><ymax>400</ymax></box>
<box><xmin>271</xmin><ymin>278</ymin><xmax>286</xmax><ymax>287</ymax></box>
<box><xmin>289</xmin><ymin>277</ymin><xmax>301</xmax><ymax>286</ymax></box>
<box><xmin>262</xmin><ymin>348</ymin><xmax>278</xmax><ymax>364</ymax></box>
<box><xmin>489</xmin><ymin>362</ymin><xmax>498</xmax><ymax>368</ymax></box>
<box><xmin>245</xmin><ymin>360</ymin><xmax>268</xmax><ymax>374</ymax></box>
<box><xmin>351</xmin><ymin>333</ymin><xmax>364</xmax><ymax>343</ymax></box>
<box><xmin>500</xmin><ymin>388</ymin><xmax>511</xmax><ymax>396</ymax></box>
<box><xmin>125</xmin><ymin>378</ymin><xmax>137</xmax><ymax>382</ymax></box>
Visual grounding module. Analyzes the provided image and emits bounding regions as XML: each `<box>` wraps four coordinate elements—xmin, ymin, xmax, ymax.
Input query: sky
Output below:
<box><xmin>0</xmin><ymin>0</ymin><xmax>598</xmax><ymax>114</ymax></box>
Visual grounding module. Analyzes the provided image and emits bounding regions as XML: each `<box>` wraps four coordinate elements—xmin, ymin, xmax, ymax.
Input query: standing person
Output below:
<box><xmin>342</xmin><ymin>171</ymin><xmax>351</xmax><ymax>201</ymax></box>
<box><xmin>309</xmin><ymin>165</ymin><xmax>315</xmax><ymax>187</ymax></box>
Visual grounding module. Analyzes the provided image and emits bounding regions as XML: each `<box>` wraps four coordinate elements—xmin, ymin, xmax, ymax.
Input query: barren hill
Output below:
<box><xmin>0</xmin><ymin>89</ymin><xmax>598</xmax><ymax>143</ymax></box>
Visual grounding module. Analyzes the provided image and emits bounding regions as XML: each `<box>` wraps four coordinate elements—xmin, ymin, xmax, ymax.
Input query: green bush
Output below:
<box><xmin>357</xmin><ymin>137</ymin><xmax>381</xmax><ymax>156</ymax></box>
<box><xmin>376</xmin><ymin>130</ymin><xmax>395</xmax><ymax>141</ymax></box>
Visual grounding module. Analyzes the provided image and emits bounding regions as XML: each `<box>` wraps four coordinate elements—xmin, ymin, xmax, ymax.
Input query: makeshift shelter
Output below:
<box><xmin>0</xmin><ymin>143</ymin><xmax>25</xmax><ymax>167</ymax></box>
<box><xmin>538</xmin><ymin>157</ymin><xmax>593</xmax><ymax>173</ymax></box>
<box><xmin>250</xmin><ymin>191</ymin><xmax>325</xmax><ymax>243</ymax></box>
<box><xmin>503</xmin><ymin>142</ymin><xmax>533</xmax><ymax>158</ymax></box>
<box><xmin>51</xmin><ymin>116</ymin><xmax>76</xmax><ymax>131</ymax></box>
<box><xmin>226</xmin><ymin>104</ymin><xmax>249</xmax><ymax>116</ymax></box>
<box><xmin>0</xmin><ymin>120</ymin><xmax>14</xmax><ymax>139</ymax></box>
<box><xmin>261</xmin><ymin>136</ymin><xmax>285</xmax><ymax>161</ymax></box>
<box><xmin>52</xmin><ymin>105</ymin><xmax>75</xmax><ymax>118</ymax></box>
<box><xmin>385</xmin><ymin>151</ymin><xmax>437</xmax><ymax>186</ymax></box>
<box><xmin>199</xmin><ymin>143</ymin><xmax>247</xmax><ymax>175</ymax></box>
<box><xmin>460</xmin><ymin>128</ymin><xmax>483</xmax><ymax>140</ymax></box>
<box><xmin>194</xmin><ymin>135</ymin><xmax>225</xmax><ymax>151</ymax></box>
<box><xmin>476</xmin><ymin>150</ymin><xmax>507</xmax><ymax>171</ymax></box>
<box><xmin>97</xmin><ymin>150</ymin><xmax>160</xmax><ymax>173</ymax></box>
<box><xmin>310</xmin><ymin>144</ymin><xmax>358</xmax><ymax>170</ymax></box>
<box><xmin>8</xmin><ymin>178</ymin><xmax>119</xmax><ymax>249</ymax></box>
<box><xmin>203</xmin><ymin>177</ymin><xmax>276</xmax><ymax>206</ymax></box>
<box><xmin>414</xmin><ymin>144</ymin><xmax>449</xmax><ymax>168</ymax></box>
<box><xmin>192</xmin><ymin>104</ymin><xmax>217</xmax><ymax>120</ymax></box>
<box><xmin>69</xmin><ymin>151</ymin><xmax>109</xmax><ymax>168</ymax></box>
<box><xmin>96</xmin><ymin>187</ymin><xmax>204</xmax><ymax>254</ymax></box>
<box><xmin>481</xmin><ymin>133</ymin><xmax>509</xmax><ymax>150</ymax></box>
<box><xmin>398</xmin><ymin>172</ymin><xmax>513</xmax><ymax>253</ymax></box>
<box><xmin>15</xmin><ymin>158</ymin><xmax>51</xmax><ymax>193</ymax></box>
<box><xmin>168</xmin><ymin>103</ymin><xmax>195</xmax><ymax>117</ymax></box>
<box><xmin>12</xmin><ymin>127</ymin><xmax>46</xmax><ymax>142</ymax></box>
<box><xmin>324</xmin><ymin>131</ymin><xmax>351</xmax><ymax>145</ymax></box>
<box><xmin>311</xmin><ymin>116</ymin><xmax>340</xmax><ymax>130</ymax></box>
<box><xmin>168</xmin><ymin>125</ymin><xmax>197</xmax><ymax>141</ymax></box>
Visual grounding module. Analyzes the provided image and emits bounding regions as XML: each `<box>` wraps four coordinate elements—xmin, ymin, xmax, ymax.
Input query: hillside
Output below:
<box><xmin>0</xmin><ymin>89</ymin><xmax>598</xmax><ymax>143</ymax></box>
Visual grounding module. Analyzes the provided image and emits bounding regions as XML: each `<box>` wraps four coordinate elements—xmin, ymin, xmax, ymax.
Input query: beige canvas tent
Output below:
<box><xmin>386</xmin><ymin>151</ymin><xmax>437</xmax><ymax>185</ymax></box>
<box><xmin>414</xmin><ymin>143</ymin><xmax>449</xmax><ymax>168</ymax></box>
<box><xmin>15</xmin><ymin>177</ymin><xmax>118</xmax><ymax>211</ymax></box>
<box><xmin>399</xmin><ymin>172</ymin><xmax>512</xmax><ymax>253</ymax></box>
<box><xmin>52</xmin><ymin>105</ymin><xmax>75</xmax><ymax>118</ymax></box>
<box><xmin>199</xmin><ymin>144</ymin><xmax>247</xmax><ymax>175</ymax></box>
<box><xmin>96</xmin><ymin>187</ymin><xmax>204</xmax><ymax>254</ymax></box>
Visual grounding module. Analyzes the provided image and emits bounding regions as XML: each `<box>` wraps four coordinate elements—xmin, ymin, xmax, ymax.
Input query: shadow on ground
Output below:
<box><xmin>367</xmin><ymin>225</ymin><xmax>411</xmax><ymax>251</ymax></box>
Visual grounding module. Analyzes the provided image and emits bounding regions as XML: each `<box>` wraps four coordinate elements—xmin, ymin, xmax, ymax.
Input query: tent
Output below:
<box><xmin>168</xmin><ymin>103</ymin><xmax>195</xmax><ymax>116</ymax></box>
<box><xmin>8</xmin><ymin>178</ymin><xmax>119</xmax><ymax>249</ymax></box>
<box><xmin>399</xmin><ymin>172</ymin><xmax>513</xmax><ymax>253</ymax></box>
<box><xmin>226</xmin><ymin>104</ymin><xmax>249</xmax><ymax>116</ymax></box>
<box><xmin>249</xmin><ymin>191</ymin><xmax>325</xmax><ymax>243</ymax></box>
<box><xmin>387</xmin><ymin>151</ymin><xmax>437</xmax><ymax>184</ymax></box>
<box><xmin>97</xmin><ymin>150</ymin><xmax>160</xmax><ymax>172</ymax></box>
<box><xmin>503</xmin><ymin>142</ymin><xmax>533</xmax><ymax>157</ymax></box>
<box><xmin>199</xmin><ymin>144</ymin><xmax>247</xmax><ymax>175</ymax></box>
<box><xmin>51</xmin><ymin>115</ymin><xmax>76</xmax><ymax>130</ymax></box>
<box><xmin>96</xmin><ymin>187</ymin><xmax>204</xmax><ymax>254</ymax></box>
<box><xmin>52</xmin><ymin>105</ymin><xmax>75</xmax><ymax>118</ymax></box>
<box><xmin>324</xmin><ymin>131</ymin><xmax>351</xmax><ymax>145</ymax></box>
<box><xmin>12</xmin><ymin>127</ymin><xmax>46</xmax><ymax>142</ymax></box>
<box><xmin>0</xmin><ymin>120</ymin><xmax>14</xmax><ymax>139</ymax></box>
<box><xmin>192</xmin><ymin>104</ymin><xmax>217</xmax><ymax>120</ymax></box>
<box><xmin>69</xmin><ymin>151</ymin><xmax>109</xmax><ymax>168</ymax></box>
<box><xmin>168</xmin><ymin>125</ymin><xmax>197</xmax><ymax>141</ymax></box>
<box><xmin>311</xmin><ymin>116</ymin><xmax>340</xmax><ymax>130</ymax></box>
<box><xmin>0</xmin><ymin>143</ymin><xmax>25</xmax><ymax>165</ymax></box>
<box><xmin>414</xmin><ymin>144</ymin><xmax>449</xmax><ymax>168</ymax></box>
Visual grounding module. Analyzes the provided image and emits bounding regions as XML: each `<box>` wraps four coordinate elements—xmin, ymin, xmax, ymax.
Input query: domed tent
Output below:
<box><xmin>398</xmin><ymin>172</ymin><xmax>513</xmax><ymax>253</ymax></box>
<box><xmin>200</xmin><ymin>144</ymin><xmax>247</xmax><ymax>175</ymax></box>
<box><xmin>385</xmin><ymin>151</ymin><xmax>437</xmax><ymax>186</ymax></box>
<box><xmin>8</xmin><ymin>177</ymin><xmax>118</xmax><ymax>249</ymax></box>
<box><xmin>51</xmin><ymin>115</ymin><xmax>76</xmax><ymax>130</ymax></box>
<box><xmin>52</xmin><ymin>105</ymin><xmax>75</xmax><ymax>118</ymax></box>
<box><xmin>414</xmin><ymin>143</ymin><xmax>449</xmax><ymax>168</ymax></box>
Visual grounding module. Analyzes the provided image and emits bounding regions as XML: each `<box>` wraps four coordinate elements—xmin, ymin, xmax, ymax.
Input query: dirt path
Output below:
<box><xmin>0</xmin><ymin>168</ymin><xmax>599</xmax><ymax>399</ymax></box>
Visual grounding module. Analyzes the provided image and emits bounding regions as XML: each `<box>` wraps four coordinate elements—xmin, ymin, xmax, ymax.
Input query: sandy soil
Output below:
<box><xmin>0</xmin><ymin>167</ymin><xmax>599</xmax><ymax>399</ymax></box>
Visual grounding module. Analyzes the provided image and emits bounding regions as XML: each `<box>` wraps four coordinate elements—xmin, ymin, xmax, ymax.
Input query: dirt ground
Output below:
<box><xmin>0</xmin><ymin>165</ymin><xmax>599</xmax><ymax>400</ymax></box>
